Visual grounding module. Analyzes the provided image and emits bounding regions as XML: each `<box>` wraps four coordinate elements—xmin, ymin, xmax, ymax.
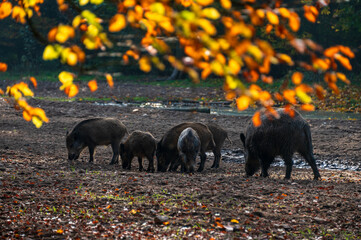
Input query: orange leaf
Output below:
<box><xmin>220</xmin><ymin>0</ymin><xmax>231</xmax><ymax>9</ymax></box>
<box><xmin>64</xmin><ymin>84</ymin><xmax>78</xmax><ymax>97</ymax></box>
<box><xmin>56</xmin><ymin>229</ymin><xmax>64</xmax><ymax>234</ymax></box>
<box><xmin>288</xmin><ymin>12</ymin><xmax>300</xmax><ymax>32</ymax></box>
<box><xmin>106</xmin><ymin>74</ymin><xmax>114</xmax><ymax>88</ymax></box>
<box><xmin>139</xmin><ymin>56</ymin><xmax>151</xmax><ymax>72</ymax></box>
<box><xmin>0</xmin><ymin>2</ymin><xmax>12</xmax><ymax>19</ymax></box>
<box><xmin>196</xmin><ymin>0</ymin><xmax>213</xmax><ymax>6</ymax></box>
<box><xmin>30</xmin><ymin>77</ymin><xmax>37</xmax><ymax>88</ymax></box>
<box><xmin>225</xmin><ymin>91</ymin><xmax>236</xmax><ymax>101</ymax></box>
<box><xmin>314</xmin><ymin>84</ymin><xmax>325</xmax><ymax>100</ymax></box>
<box><xmin>291</xmin><ymin>72</ymin><xmax>303</xmax><ymax>85</ymax></box>
<box><xmin>274</xmin><ymin>92</ymin><xmax>283</xmax><ymax>101</ymax></box>
<box><xmin>300</xmin><ymin>104</ymin><xmax>315</xmax><ymax>111</ymax></box>
<box><xmin>181</xmin><ymin>0</ymin><xmax>192</xmax><ymax>7</ymax></box>
<box><xmin>265</xmin><ymin>24</ymin><xmax>273</xmax><ymax>33</ymax></box>
<box><xmin>334</xmin><ymin>54</ymin><xmax>352</xmax><ymax>70</ymax></box>
<box><xmin>88</xmin><ymin>80</ymin><xmax>98</xmax><ymax>92</ymax></box>
<box><xmin>0</xmin><ymin>62</ymin><xmax>8</xmax><ymax>72</ymax></box>
<box><xmin>283</xmin><ymin>89</ymin><xmax>297</xmax><ymax>104</ymax></box>
<box><xmin>123</xmin><ymin>0</ymin><xmax>136</xmax><ymax>7</ymax></box>
<box><xmin>252</xmin><ymin>111</ymin><xmax>262</xmax><ymax>127</ymax></box>
<box><xmin>323</xmin><ymin>46</ymin><xmax>339</xmax><ymax>58</ymax></box>
<box><xmin>0</xmin><ymin>88</ymin><xmax>4</xmax><ymax>95</ymax></box>
<box><xmin>236</xmin><ymin>95</ymin><xmax>251</xmax><ymax>111</ymax></box>
<box><xmin>266</xmin><ymin>11</ymin><xmax>279</xmax><ymax>25</ymax></box>
<box><xmin>284</xmin><ymin>105</ymin><xmax>295</xmax><ymax>117</ymax></box>
<box><xmin>339</xmin><ymin>46</ymin><xmax>355</xmax><ymax>58</ymax></box>
<box><xmin>23</xmin><ymin>110</ymin><xmax>32</xmax><ymax>121</ymax></box>
<box><xmin>109</xmin><ymin>14</ymin><xmax>126</xmax><ymax>32</ymax></box>
<box><xmin>336</xmin><ymin>72</ymin><xmax>350</xmax><ymax>84</ymax></box>
<box><xmin>304</xmin><ymin>5</ymin><xmax>317</xmax><ymax>23</ymax></box>
<box><xmin>328</xmin><ymin>82</ymin><xmax>339</xmax><ymax>95</ymax></box>
<box><xmin>278</xmin><ymin>8</ymin><xmax>290</xmax><ymax>18</ymax></box>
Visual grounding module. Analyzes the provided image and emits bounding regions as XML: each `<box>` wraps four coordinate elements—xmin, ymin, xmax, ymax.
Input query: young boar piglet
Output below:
<box><xmin>66</xmin><ymin>118</ymin><xmax>128</xmax><ymax>164</ymax></box>
<box><xmin>120</xmin><ymin>130</ymin><xmax>157</xmax><ymax>172</ymax></box>
<box><xmin>240</xmin><ymin>108</ymin><xmax>321</xmax><ymax>180</ymax></box>
<box><xmin>177</xmin><ymin>127</ymin><xmax>201</xmax><ymax>173</ymax></box>
<box><xmin>156</xmin><ymin>122</ymin><xmax>215</xmax><ymax>172</ymax></box>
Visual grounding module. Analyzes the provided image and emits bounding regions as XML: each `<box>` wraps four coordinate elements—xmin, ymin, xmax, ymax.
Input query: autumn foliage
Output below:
<box><xmin>0</xmin><ymin>0</ymin><xmax>355</xmax><ymax>127</ymax></box>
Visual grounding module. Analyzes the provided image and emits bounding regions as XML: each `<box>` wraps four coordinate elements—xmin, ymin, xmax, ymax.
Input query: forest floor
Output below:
<box><xmin>0</xmin><ymin>80</ymin><xmax>361</xmax><ymax>239</ymax></box>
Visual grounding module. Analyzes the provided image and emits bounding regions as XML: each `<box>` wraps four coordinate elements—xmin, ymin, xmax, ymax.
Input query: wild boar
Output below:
<box><xmin>240</xmin><ymin>108</ymin><xmax>321</xmax><ymax>180</ymax></box>
<box><xmin>177</xmin><ymin>127</ymin><xmax>201</xmax><ymax>173</ymax></box>
<box><xmin>66</xmin><ymin>118</ymin><xmax>128</xmax><ymax>164</ymax></box>
<box><xmin>120</xmin><ymin>130</ymin><xmax>157</xmax><ymax>172</ymax></box>
<box><xmin>156</xmin><ymin>122</ymin><xmax>215</xmax><ymax>172</ymax></box>
<box><xmin>206</xmin><ymin>123</ymin><xmax>231</xmax><ymax>169</ymax></box>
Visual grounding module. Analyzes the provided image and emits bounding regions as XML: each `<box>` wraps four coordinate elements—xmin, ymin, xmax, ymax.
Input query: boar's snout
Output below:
<box><xmin>68</xmin><ymin>153</ymin><xmax>79</xmax><ymax>161</ymax></box>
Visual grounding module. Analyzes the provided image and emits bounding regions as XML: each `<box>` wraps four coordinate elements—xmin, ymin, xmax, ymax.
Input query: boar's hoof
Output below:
<box><xmin>109</xmin><ymin>160</ymin><xmax>118</xmax><ymax>165</ymax></box>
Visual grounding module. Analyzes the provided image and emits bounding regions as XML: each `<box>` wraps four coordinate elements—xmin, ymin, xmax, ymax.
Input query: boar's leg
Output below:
<box><xmin>169</xmin><ymin>156</ymin><xmax>181</xmax><ymax>172</ymax></box>
<box><xmin>109</xmin><ymin>140</ymin><xmax>121</xmax><ymax>165</ymax></box>
<box><xmin>299</xmin><ymin>151</ymin><xmax>321</xmax><ymax>180</ymax></box>
<box><xmin>197</xmin><ymin>152</ymin><xmax>207</xmax><ymax>172</ymax></box>
<box><xmin>260</xmin><ymin>157</ymin><xmax>273</xmax><ymax>177</ymax></box>
<box><xmin>88</xmin><ymin>145</ymin><xmax>95</xmax><ymax>163</ymax></box>
<box><xmin>283</xmin><ymin>155</ymin><xmax>294</xmax><ymax>179</ymax></box>
<box><xmin>211</xmin><ymin>149</ymin><xmax>221</xmax><ymax>168</ymax></box>
<box><xmin>146</xmin><ymin>154</ymin><xmax>155</xmax><ymax>173</ymax></box>
<box><xmin>138</xmin><ymin>157</ymin><xmax>144</xmax><ymax>171</ymax></box>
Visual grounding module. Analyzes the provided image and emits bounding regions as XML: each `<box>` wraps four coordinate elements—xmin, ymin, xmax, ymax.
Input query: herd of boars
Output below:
<box><xmin>66</xmin><ymin>108</ymin><xmax>321</xmax><ymax>180</ymax></box>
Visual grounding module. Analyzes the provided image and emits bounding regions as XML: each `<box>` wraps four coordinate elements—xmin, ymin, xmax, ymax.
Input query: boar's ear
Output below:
<box><xmin>240</xmin><ymin>133</ymin><xmax>246</xmax><ymax>148</ymax></box>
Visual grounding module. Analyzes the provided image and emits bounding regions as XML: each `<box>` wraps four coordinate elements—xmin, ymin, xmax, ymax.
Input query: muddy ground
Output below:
<box><xmin>0</xmin><ymin>81</ymin><xmax>361</xmax><ymax>239</ymax></box>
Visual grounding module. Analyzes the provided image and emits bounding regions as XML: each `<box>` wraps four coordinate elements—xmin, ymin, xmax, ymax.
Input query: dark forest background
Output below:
<box><xmin>1</xmin><ymin>1</ymin><xmax>360</xmax><ymax>82</ymax></box>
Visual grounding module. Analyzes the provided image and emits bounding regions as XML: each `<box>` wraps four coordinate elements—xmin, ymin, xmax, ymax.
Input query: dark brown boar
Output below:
<box><xmin>66</xmin><ymin>118</ymin><xmax>128</xmax><ymax>164</ymax></box>
<box><xmin>177</xmin><ymin>127</ymin><xmax>201</xmax><ymax>173</ymax></box>
<box><xmin>156</xmin><ymin>122</ymin><xmax>215</xmax><ymax>172</ymax></box>
<box><xmin>240</xmin><ymin>108</ymin><xmax>321</xmax><ymax>180</ymax></box>
<box><xmin>120</xmin><ymin>130</ymin><xmax>157</xmax><ymax>172</ymax></box>
<box><xmin>206</xmin><ymin>123</ymin><xmax>231</xmax><ymax>169</ymax></box>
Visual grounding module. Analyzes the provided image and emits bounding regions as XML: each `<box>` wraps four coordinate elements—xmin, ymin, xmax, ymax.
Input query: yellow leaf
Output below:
<box><xmin>32</xmin><ymin>116</ymin><xmax>43</xmax><ymax>128</ymax></box>
<box><xmin>220</xmin><ymin>0</ymin><xmax>231</xmax><ymax>9</ymax></box>
<box><xmin>106</xmin><ymin>74</ymin><xmax>114</xmax><ymax>88</ymax></box>
<box><xmin>291</xmin><ymin>72</ymin><xmax>303</xmax><ymax>85</ymax></box>
<box><xmin>228</xmin><ymin>59</ymin><xmax>241</xmax><ymax>75</ymax></box>
<box><xmin>139</xmin><ymin>56</ymin><xmax>151</xmax><ymax>72</ymax></box>
<box><xmin>236</xmin><ymin>95</ymin><xmax>251</xmax><ymax>111</ymax></box>
<box><xmin>88</xmin><ymin>80</ymin><xmax>98</xmax><ymax>92</ymax></box>
<box><xmin>109</xmin><ymin>14</ymin><xmax>126</xmax><ymax>32</ymax></box>
<box><xmin>56</xmin><ymin>229</ymin><xmax>64</xmax><ymax>234</ymax></box>
<box><xmin>231</xmin><ymin>219</ymin><xmax>239</xmax><ymax>223</ymax></box>
<box><xmin>67</xmin><ymin>52</ymin><xmax>78</xmax><ymax>66</ymax></box>
<box><xmin>90</xmin><ymin>0</ymin><xmax>103</xmax><ymax>4</ymax></box>
<box><xmin>43</xmin><ymin>45</ymin><xmax>62</xmax><ymax>60</ymax></box>
<box><xmin>202</xmin><ymin>8</ymin><xmax>220</xmax><ymax>20</ymax></box>
<box><xmin>55</xmin><ymin>25</ymin><xmax>75</xmax><ymax>43</ymax></box>
<box><xmin>277</xmin><ymin>53</ymin><xmax>294</xmax><ymax>66</ymax></box>
<box><xmin>196</xmin><ymin>0</ymin><xmax>213</xmax><ymax>6</ymax></box>
<box><xmin>58</xmin><ymin>71</ymin><xmax>74</xmax><ymax>90</ymax></box>
<box><xmin>0</xmin><ymin>62</ymin><xmax>8</xmax><ymax>72</ymax></box>
<box><xmin>150</xmin><ymin>2</ymin><xmax>165</xmax><ymax>15</ymax></box>
<box><xmin>30</xmin><ymin>108</ymin><xmax>49</xmax><ymax>122</ymax></box>
<box><xmin>79</xmin><ymin>0</ymin><xmax>89</xmax><ymax>6</ymax></box>
<box><xmin>247</xmin><ymin>45</ymin><xmax>263</xmax><ymax>62</ymax></box>
<box><xmin>129</xmin><ymin>209</ymin><xmax>137</xmax><ymax>214</ymax></box>
<box><xmin>225</xmin><ymin>75</ymin><xmax>237</xmax><ymax>89</ymax></box>
<box><xmin>86</xmin><ymin>24</ymin><xmax>99</xmax><ymax>37</ymax></box>
<box><xmin>266</xmin><ymin>11</ymin><xmax>279</xmax><ymax>25</ymax></box>
<box><xmin>198</xmin><ymin>18</ymin><xmax>216</xmax><ymax>35</ymax></box>
<box><xmin>211</xmin><ymin>60</ymin><xmax>224</xmax><ymax>76</ymax></box>
<box><xmin>296</xmin><ymin>89</ymin><xmax>312</xmax><ymax>104</ymax></box>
